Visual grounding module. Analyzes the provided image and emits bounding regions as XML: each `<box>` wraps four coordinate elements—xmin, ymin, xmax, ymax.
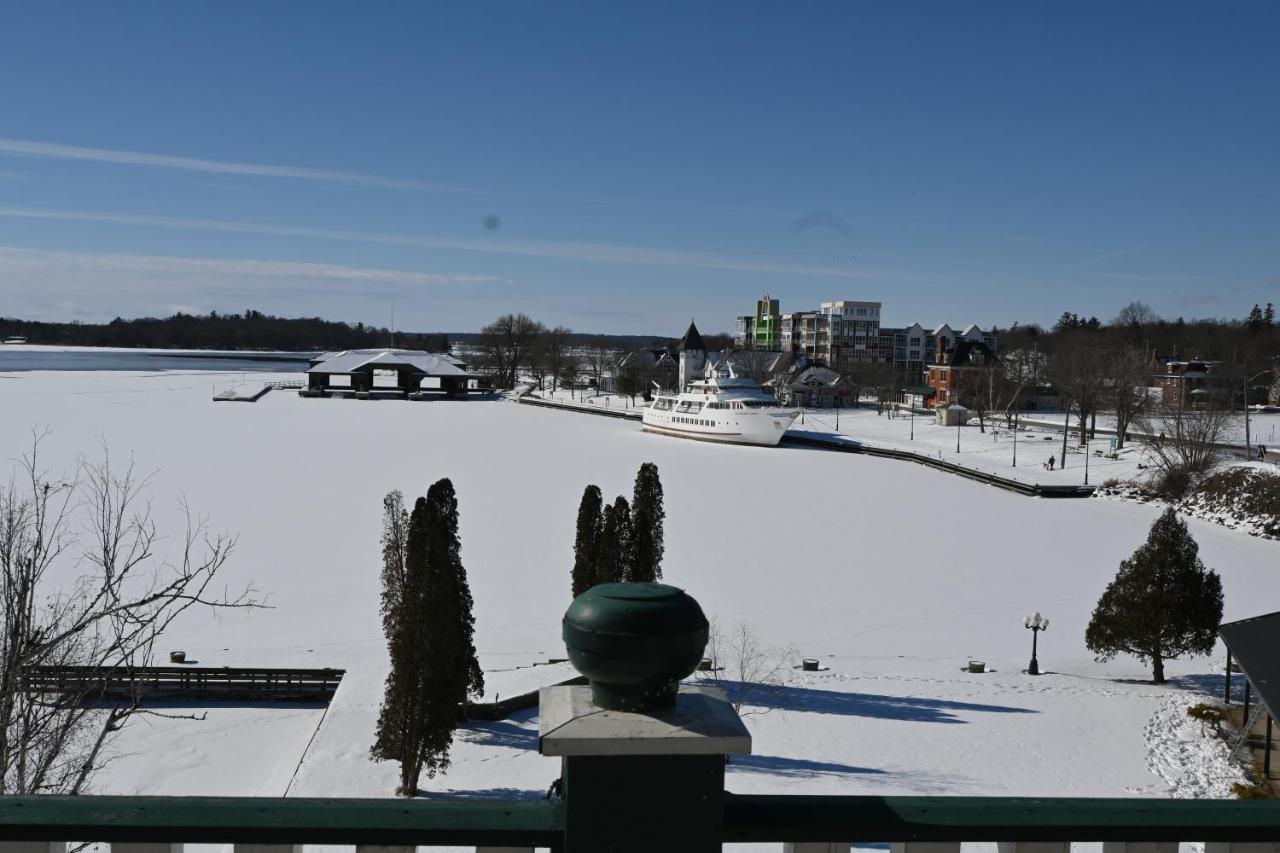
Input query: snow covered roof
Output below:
<box><xmin>307</xmin><ymin>349</ymin><xmax>469</xmax><ymax>376</ymax></box>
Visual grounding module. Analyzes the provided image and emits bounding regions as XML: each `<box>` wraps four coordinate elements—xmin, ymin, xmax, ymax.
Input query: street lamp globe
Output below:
<box><xmin>1024</xmin><ymin>612</ymin><xmax>1049</xmax><ymax>675</ymax></box>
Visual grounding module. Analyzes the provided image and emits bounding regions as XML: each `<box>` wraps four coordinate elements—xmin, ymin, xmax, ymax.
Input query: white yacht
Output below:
<box><xmin>642</xmin><ymin>363</ymin><xmax>799</xmax><ymax>446</ymax></box>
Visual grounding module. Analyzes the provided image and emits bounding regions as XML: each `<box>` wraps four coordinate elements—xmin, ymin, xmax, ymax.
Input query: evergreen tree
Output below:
<box><xmin>372</xmin><ymin>479</ymin><xmax>483</xmax><ymax>795</ymax></box>
<box><xmin>572</xmin><ymin>485</ymin><xmax>603</xmax><ymax>598</ymax></box>
<box><xmin>1265</xmin><ymin>303</ymin><xmax>1276</xmax><ymax>325</ymax></box>
<box><xmin>628</xmin><ymin>463</ymin><xmax>665</xmax><ymax>583</ymax></box>
<box><xmin>379</xmin><ymin>490</ymin><xmax>409</xmax><ymax>638</ymax></box>
<box><xmin>1084</xmin><ymin>508</ymin><xmax>1223</xmax><ymax>684</ymax></box>
<box><xmin>595</xmin><ymin>496</ymin><xmax>632</xmax><ymax>585</ymax></box>
<box><xmin>1247</xmin><ymin>304</ymin><xmax>1265</xmax><ymax>330</ymax></box>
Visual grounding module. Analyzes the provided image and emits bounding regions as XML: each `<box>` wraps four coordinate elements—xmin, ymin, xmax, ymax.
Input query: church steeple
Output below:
<box><xmin>678</xmin><ymin>320</ymin><xmax>706</xmax><ymax>353</ymax></box>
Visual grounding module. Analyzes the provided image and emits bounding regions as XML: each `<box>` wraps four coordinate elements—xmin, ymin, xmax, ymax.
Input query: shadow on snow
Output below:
<box><xmin>725</xmin><ymin>681</ymin><xmax>1037</xmax><ymax>723</ymax></box>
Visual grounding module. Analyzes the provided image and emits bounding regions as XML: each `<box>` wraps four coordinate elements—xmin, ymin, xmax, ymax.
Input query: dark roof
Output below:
<box><xmin>678</xmin><ymin>321</ymin><xmax>706</xmax><ymax>353</ymax></box>
<box><xmin>1220</xmin><ymin>611</ymin><xmax>1280</xmax><ymax>718</ymax></box>
<box><xmin>932</xmin><ymin>340</ymin><xmax>997</xmax><ymax>368</ymax></box>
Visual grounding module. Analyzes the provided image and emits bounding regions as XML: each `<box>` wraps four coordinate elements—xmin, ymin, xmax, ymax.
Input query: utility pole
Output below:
<box><xmin>1246</xmin><ymin>375</ymin><xmax>1253</xmax><ymax>459</ymax></box>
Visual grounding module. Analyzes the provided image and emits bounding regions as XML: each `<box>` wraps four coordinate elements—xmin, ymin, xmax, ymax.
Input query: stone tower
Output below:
<box><xmin>677</xmin><ymin>320</ymin><xmax>707</xmax><ymax>391</ymax></box>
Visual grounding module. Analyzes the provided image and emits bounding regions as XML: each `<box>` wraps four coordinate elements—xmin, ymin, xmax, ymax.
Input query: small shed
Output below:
<box><xmin>935</xmin><ymin>403</ymin><xmax>969</xmax><ymax>427</ymax></box>
<box><xmin>1220</xmin><ymin>611</ymin><xmax>1280</xmax><ymax>782</ymax></box>
<box><xmin>303</xmin><ymin>349</ymin><xmax>480</xmax><ymax>397</ymax></box>
<box><xmin>902</xmin><ymin>385</ymin><xmax>934</xmax><ymax>410</ymax></box>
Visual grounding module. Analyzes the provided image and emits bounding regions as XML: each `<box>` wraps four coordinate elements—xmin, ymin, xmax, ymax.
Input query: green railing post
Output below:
<box><xmin>543</xmin><ymin>583</ymin><xmax>751</xmax><ymax>853</ymax></box>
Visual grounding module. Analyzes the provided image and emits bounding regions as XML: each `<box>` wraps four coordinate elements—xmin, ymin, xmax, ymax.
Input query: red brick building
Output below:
<box><xmin>926</xmin><ymin>339</ymin><xmax>999</xmax><ymax>407</ymax></box>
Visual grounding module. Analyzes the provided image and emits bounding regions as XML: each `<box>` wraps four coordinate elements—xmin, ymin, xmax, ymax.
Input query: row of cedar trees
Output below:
<box><xmin>572</xmin><ymin>462</ymin><xmax>665</xmax><ymax>598</ymax></box>
<box><xmin>372</xmin><ymin>480</ymin><xmax>483</xmax><ymax>796</ymax></box>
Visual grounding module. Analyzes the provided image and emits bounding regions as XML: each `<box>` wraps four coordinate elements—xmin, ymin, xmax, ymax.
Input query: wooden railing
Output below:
<box><xmin>2</xmin><ymin>793</ymin><xmax>1280</xmax><ymax>853</ymax></box>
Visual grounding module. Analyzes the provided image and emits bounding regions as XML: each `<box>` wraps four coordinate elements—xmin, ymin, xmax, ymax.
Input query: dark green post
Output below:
<box><xmin>540</xmin><ymin>583</ymin><xmax>751</xmax><ymax>853</ymax></box>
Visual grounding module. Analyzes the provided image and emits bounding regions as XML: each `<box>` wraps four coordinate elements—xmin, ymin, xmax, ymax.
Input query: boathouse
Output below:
<box><xmin>301</xmin><ymin>348</ymin><xmax>481</xmax><ymax>398</ymax></box>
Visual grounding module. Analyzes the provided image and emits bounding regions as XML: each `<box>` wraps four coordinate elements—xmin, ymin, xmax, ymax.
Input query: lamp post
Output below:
<box><xmin>1012</xmin><ymin>411</ymin><xmax>1018</xmax><ymax>467</ymax></box>
<box><xmin>910</xmin><ymin>401</ymin><xmax>915</xmax><ymax>440</ymax></box>
<box><xmin>1025</xmin><ymin>611</ymin><xmax>1049</xmax><ymax>675</ymax></box>
<box><xmin>955</xmin><ymin>396</ymin><xmax>962</xmax><ymax>454</ymax></box>
<box><xmin>1245</xmin><ymin>370</ymin><xmax>1271</xmax><ymax>459</ymax></box>
<box><xmin>1083</xmin><ymin>435</ymin><xmax>1090</xmax><ymax>485</ymax></box>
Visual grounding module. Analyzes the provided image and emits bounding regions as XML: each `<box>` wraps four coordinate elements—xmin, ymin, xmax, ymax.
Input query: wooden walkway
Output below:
<box><xmin>213</xmin><ymin>379</ymin><xmax>304</xmax><ymax>402</ymax></box>
<box><xmin>23</xmin><ymin>665</ymin><xmax>344</xmax><ymax>702</ymax></box>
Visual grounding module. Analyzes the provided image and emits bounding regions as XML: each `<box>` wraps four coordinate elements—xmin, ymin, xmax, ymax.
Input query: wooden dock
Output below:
<box><xmin>23</xmin><ymin>665</ymin><xmax>344</xmax><ymax>702</ymax></box>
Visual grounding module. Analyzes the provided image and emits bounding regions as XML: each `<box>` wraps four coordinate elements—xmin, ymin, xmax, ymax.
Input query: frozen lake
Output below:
<box><xmin>2</xmin><ymin>369</ymin><xmax>1275</xmax><ymax>805</ymax></box>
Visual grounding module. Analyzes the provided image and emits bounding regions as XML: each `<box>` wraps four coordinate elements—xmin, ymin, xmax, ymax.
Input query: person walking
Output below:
<box><xmin>1261</xmin><ymin>445</ymin><xmax>1268</xmax><ymax>462</ymax></box>
<box><xmin>1048</xmin><ymin>454</ymin><xmax>1056</xmax><ymax>471</ymax></box>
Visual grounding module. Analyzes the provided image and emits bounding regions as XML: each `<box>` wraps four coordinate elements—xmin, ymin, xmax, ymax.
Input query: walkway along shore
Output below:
<box><xmin>517</xmin><ymin>394</ymin><xmax>1095</xmax><ymax>499</ymax></box>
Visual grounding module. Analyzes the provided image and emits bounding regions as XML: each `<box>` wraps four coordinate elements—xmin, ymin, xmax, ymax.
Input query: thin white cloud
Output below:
<box><xmin>0</xmin><ymin>207</ymin><xmax>872</xmax><ymax>279</ymax></box>
<box><xmin>0</xmin><ymin>245</ymin><xmax>500</xmax><ymax>288</ymax></box>
<box><xmin>0</xmin><ymin>245</ymin><xmax>508</xmax><ymax>323</ymax></box>
<box><xmin>0</xmin><ymin>138</ymin><xmax>803</xmax><ymax>217</ymax></box>
<box><xmin>0</xmin><ymin>139</ymin><xmax>435</xmax><ymax>190</ymax></box>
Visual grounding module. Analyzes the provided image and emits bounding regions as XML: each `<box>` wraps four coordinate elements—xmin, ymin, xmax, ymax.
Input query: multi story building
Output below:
<box><xmin>734</xmin><ymin>293</ymin><xmax>782</xmax><ymax>349</ymax></box>
<box><xmin>734</xmin><ymin>295</ymin><xmax>998</xmax><ymax>385</ymax></box>
<box><xmin>926</xmin><ymin>338</ymin><xmax>1000</xmax><ymax>407</ymax></box>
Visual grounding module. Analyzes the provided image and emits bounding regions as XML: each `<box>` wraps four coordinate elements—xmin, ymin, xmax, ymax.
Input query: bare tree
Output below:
<box><xmin>1114</xmin><ymin>301</ymin><xmax>1159</xmax><ymax>330</ymax></box>
<box><xmin>0</xmin><ymin>433</ymin><xmax>258</xmax><ymax>794</ymax></box>
<box><xmin>696</xmin><ymin>618</ymin><xmax>795</xmax><ymax>714</ymax></box>
<box><xmin>1048</xmin><ymin>339</ymin><xmax>1108</xmax><ymax>463</ymax></box>
<box><xmin>582</xmin><ymin>337</ymin><xmax>615</xmax><ymax>390</ymax></box>
<box><xmin>726</xmin><ymin>349</ymin><xmax>777</xmax><ymax>387</ymax></box>
<box><xmin>533</xmin><ymin>326</ymin><xmax>573</xmax><ymax>392</ymax></box>
<box><xmin>1136</xmin><ymin>401</ymin><xmax>1232</xmax><ymax>494</ymax></box>
<box><xmin>475</xmin><ymin>314</ymin><xmax>544</xmax><ymax>389</ymax></box>
<box><xmin>1106</xmin><ymin>348</ymin><xmax>1152</xmax><ymax>449</ymax></box>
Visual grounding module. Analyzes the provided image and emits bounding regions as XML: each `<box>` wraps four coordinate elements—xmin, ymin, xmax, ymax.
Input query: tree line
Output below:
<box><xmin>473</xmin><ymin>312</ymin><xmax>731</xmax><ymax>391</ymax></box>
<box><xmin>0</xmin><ymin>310</ymin><xmax>448</xmax><ymax>352</ymax></box>
<box><xmin>572</xmin><ymin>463</ymin><xmax>666</xmax><ymax>598</ymax></box>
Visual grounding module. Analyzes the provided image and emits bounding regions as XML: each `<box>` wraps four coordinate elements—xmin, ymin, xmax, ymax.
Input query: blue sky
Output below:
<box><xmin>0</xmin><ymin>2</ymin><xmax>1276</xmax><ymax>335</ymax></box>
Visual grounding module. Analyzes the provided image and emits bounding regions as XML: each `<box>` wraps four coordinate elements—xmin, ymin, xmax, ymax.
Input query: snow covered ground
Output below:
<box><xmin>3</xmin><ymin>369</ymin><xmax>1276</xmax><ymax>816</ymax></box>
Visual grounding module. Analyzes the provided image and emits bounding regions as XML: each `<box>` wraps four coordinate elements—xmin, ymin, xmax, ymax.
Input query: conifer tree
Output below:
<box><xmin>629</xmin><ymin>463</ymin><xmax>665</xmax><ymax>583</ymax></box>
<box><xmin>1266</xmin><ymin>303</ymin><xmax>1276</xmax><ymax>326</ymax></box>
<box><xmin>595</xmin><ymin>496</ymin><xmax>632</xmax><ymax>585</ymax></box>
<box><xmin>1247</xmin><ymin>304</ymin><xmax>1265</xmax><ymax>330</ymax></box>
<box><xmin>572</xmin><ymin>485</ymin><xmax>603</xmax><ymax>598</ymax></box>
<box><xmin>372</xmin><ymin>479</ymin><xmax>483</xmax><ymax>795</ymax></box>
<box><xmin>1085</xmin><ymin>508</ymin><xmax>1223</xmax><ymax>684</ymax></box>
<box><xmin>379</xmin><ymin>490</ymin><xmax>409</xmax><ymax>637</ymax></box>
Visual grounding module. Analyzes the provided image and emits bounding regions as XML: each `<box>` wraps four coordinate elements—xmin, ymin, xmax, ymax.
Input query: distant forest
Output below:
<box><xmin>0</xmin><ymin>311</ymin><xmax>447</xmax><ymax>352</ymax></box>
<box><xmin>0</xmin><ymin>310</ymin><xmax>682</xmax><ymax>353</ymax></box>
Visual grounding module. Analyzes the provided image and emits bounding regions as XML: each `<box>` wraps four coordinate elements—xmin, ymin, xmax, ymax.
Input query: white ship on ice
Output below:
<box><xmin>641</xmin><ymin>322</ymin><xmax>799</xmax><ymax>446</ymax></box>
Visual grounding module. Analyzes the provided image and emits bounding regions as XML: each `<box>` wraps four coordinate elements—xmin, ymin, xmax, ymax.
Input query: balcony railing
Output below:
<box><xmin>8</xmin><ymin>586</ymin><xmax>1279</xmax><ymax>853</ymax></box>
<box><xmin>3</xmin><ymin>792</ymin><xmax>1280</xmax><ymax>853</ymax></box>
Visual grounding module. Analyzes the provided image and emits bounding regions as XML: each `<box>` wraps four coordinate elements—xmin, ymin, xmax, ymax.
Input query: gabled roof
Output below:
<box><xmin>1221</xmin><ymin>611</ymin><xmax>1280</xmax><ymax>720</ymax></box>
<box><xmin>931</xmin><ymin>340</ymin><xmax>998</xmax><ymax>368</ymax></box>
<box><xmin>933</xmin><ymin>323</ymin><xmax>953</xmax><ymax>336</ymax></box>
<box><xmin>678</xmin><ymin>321</ymin><xmax>706</xmax><ymax>352</ymax></box>
<box><xmin>307</xmin><ymin>349</ymin><xmax>469</xmax><ymax>376</ymax></box>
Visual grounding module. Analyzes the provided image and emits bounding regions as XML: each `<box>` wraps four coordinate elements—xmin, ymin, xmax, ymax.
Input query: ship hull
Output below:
<box><xmin>640</xmin><ymin>411</ymin><xmax>794</xmax><ymax>447</ymax></box>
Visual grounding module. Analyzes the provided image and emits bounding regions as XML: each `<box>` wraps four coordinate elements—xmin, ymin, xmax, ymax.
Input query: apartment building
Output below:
<box><xmin>734</xmin><ymin>295</ymin><xmax>997</xmax><ymax>385</ymax></box>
